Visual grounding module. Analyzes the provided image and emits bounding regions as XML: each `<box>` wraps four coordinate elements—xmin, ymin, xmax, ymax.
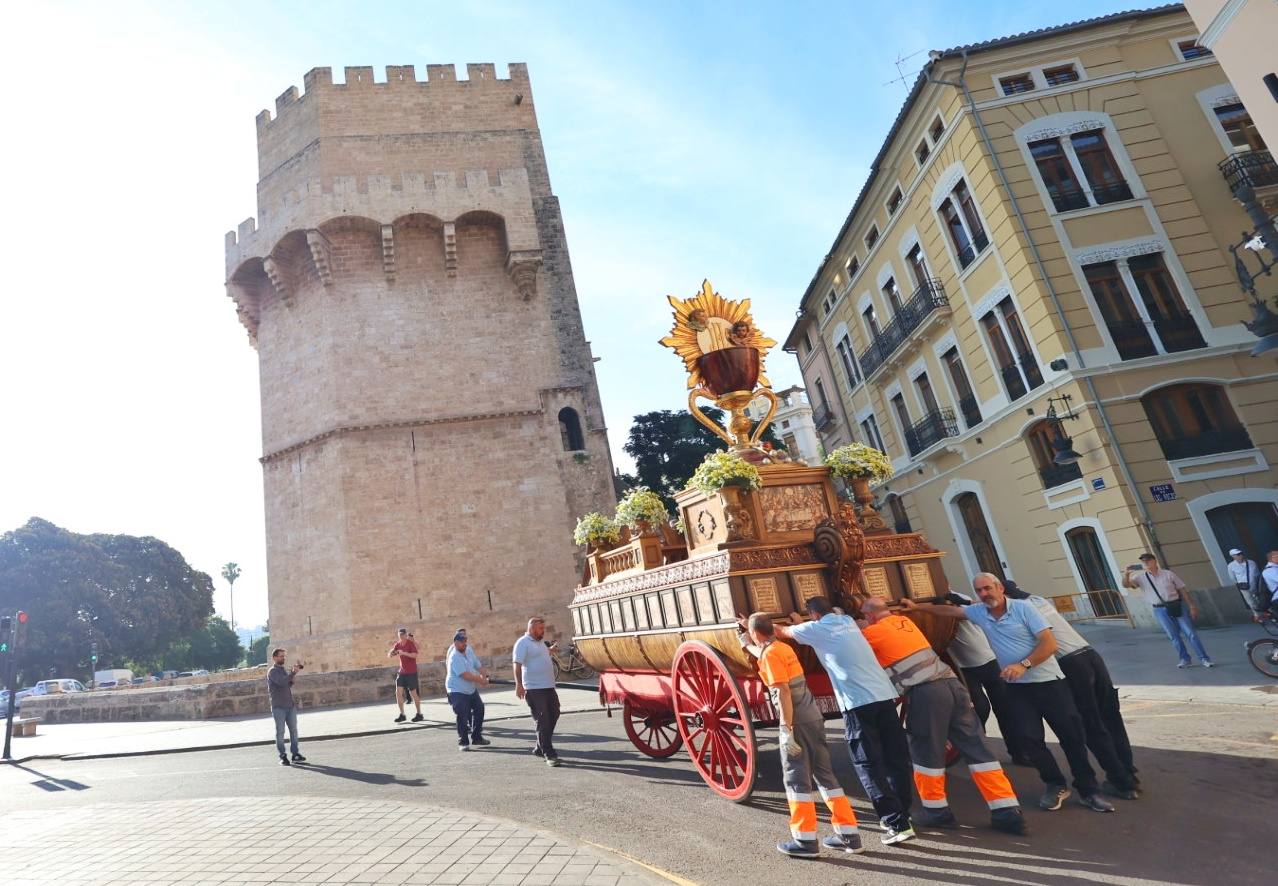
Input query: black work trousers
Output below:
<box><xmin>1059</xmin><ymin>648</ymin><xmax>1135</xmax><ymax>786</ymax></box>
<box><xmin>525</xmin><ymin>688</ymin><xmax>560</xmax><ymax>759</ymax></box>
<box><xmin>843</xmin><ymin>699</ymin><xmax>914</xmax><ymax>831</ymax></box>
<box><xmin>962</xmin><ymin>659</ymin><xmax>1026</xmax><ymax>759</ymax></box>
<box><xmin>1005</xmin><ymin>678</ymin><xmax>1097</xmax><ymax>796</ymax></box>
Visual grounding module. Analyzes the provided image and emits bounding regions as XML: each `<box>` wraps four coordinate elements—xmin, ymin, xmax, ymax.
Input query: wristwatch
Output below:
<box><xmin>1020</xmin><ymin>657</ymin><xmax>1033</xmax><ymax>669</ymax></box>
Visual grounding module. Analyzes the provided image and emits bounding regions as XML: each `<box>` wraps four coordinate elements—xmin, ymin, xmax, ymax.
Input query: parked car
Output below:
<box><xmin>177</xmin><ymin>669</ymin><xmax>210</xmax><ymax>678</ymax></box>
<box><xmin>34</xmin><ymin>679</ymin><xmax>87</xmax><ymax>695</ymax></box>
<box><xmin>161</xmin><ymin>670</ymin><xmax>178</xmax><ymax>680</ymax></box>
<box><xmin>14</xmin><ymin>687</ymin><xmax>36</xmax><ymax>706</ymax></box>
<box><xmin>130</xmin><ymin>676</ymin><xmax>157</xmax><ymax>685</ymax></box>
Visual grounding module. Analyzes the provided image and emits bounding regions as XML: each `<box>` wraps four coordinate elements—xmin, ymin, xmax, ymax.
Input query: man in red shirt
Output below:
<box><xmin>388</xmin><ymin>627</ymin><xmax>423</xmax><ymax>723</ymax></box>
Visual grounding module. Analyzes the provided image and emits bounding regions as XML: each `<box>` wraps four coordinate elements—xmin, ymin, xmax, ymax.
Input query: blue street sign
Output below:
<box><xmin>1150</xmin><ymin>483</ymin><xmax>1177</xmax><ymax>502</ymax></box>
<box><xmin>1091</xmin><ymin>478</ymin><xmax>1105</xmax><ymax>491</ymax></box>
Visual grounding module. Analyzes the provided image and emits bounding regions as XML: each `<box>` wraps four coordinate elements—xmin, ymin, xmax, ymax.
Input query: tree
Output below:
<box><xmin>0</xmin><ymin>518</ymin><xmax>214</xmax><ymax>683</ymax></box>
<box><xmin>621</xmin><ymin>408</ymin><xmax>781</xmax><ymax>512</ymax></box>
<box><xmin>221</xmin><ymin>562</ymin><xmax>241</xmax><ymax>631</ymax></box>
<box><xmin>246</xmin><ymin>633</ymin><xmax>271</xmax><ymax>666</ymax></box>
<box><xmin>159</xmin><ymin>617</ymin><xmax>243</xmax><ymax>672</ymax></box>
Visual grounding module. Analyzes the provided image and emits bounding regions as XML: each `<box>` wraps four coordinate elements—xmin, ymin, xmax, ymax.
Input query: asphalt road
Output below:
<box><xmin>3</xmin><ymin>694</ymin><xmax>1275</xmax><ymax>885</ymax></box>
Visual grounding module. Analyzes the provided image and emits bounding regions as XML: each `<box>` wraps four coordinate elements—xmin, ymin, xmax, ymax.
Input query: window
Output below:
<box><xmin>862</xmin><ymin>305</ymin><xmax>880</xmax><ymax>340</ymax></box>
<box><xmin>821</xmin><ymin>288</ymin><xmax>838</xmax><ymax>317</ymax></box>
<box><xmin>860</xmin><ymin>414</ymin><xmax>886</xmax><ymax>452</ymax></box>
<box><xmin>916</xmin><ymin>140</ymin><xmax>931</xmax><ymax>166</ymax></box>
<box><xmin>846</xmin><ymin>255</ymin><xmax>861</xmax><ymax>280</ymax></box>
<box><xmin>999</xmin><ymin>73</ymin><xmax>1035</xmax><ymax>96</ymax></box>
<box><xmin>1026</xmin><ymin>419</ymin><xmax>1083</xmax><ymax>489</ymax></box>
<box><xmin>941</xmin><ymin>346</ymin><xmax>981</xmax><ymax>428</ymax></box>
<box><xmin>890</xmin><ymin>393</ymin><xmax>912</xmax><ymax>452</ymax></box>
<box><xmin>938</xmin><ymin>178</ymin><xmax>989</xmax><ymax>269</ymax></box>
<box><xmin>864</xmin><ymin>225</ymin><xmax>880</xmax><ymax>250</ymax></box>
<box><xmin>980</xmin><ymin>296</ymin><xmax>1042</xmax><ymax>401</ymax></box>
<box><xmin>1141</xmin><ymin>383</ymin><xmax>1253</xmax><ymax>461</ymax></box>
<box><xmin>1029</xmin><ymin>128</ymin><xmax>1132</xmax><ymax>210</ymax></box>
<box><xmin>1043</xmin><ymin>64</ymin><xmax>1079</xmax><ymax>87</ymax></box>
<box><xmin>914</xmin><ymin>372</ymin><xmax>941</xmax><ymax>416</ymax></box>
<box><xmin>835</xmin><ymin>334</ymin><xmax>859</xmax><ymax>390</ymax></box>
<box><xmin>1083</xmin><ymin>256</ymin><xmax>1205</xmax><ymax>359</ymax></box>
<box><xmin>905</xmin><ymin>244</ymin><xmax>931</xmax><ymax>288</ymax></box>
<box><xmin>1070</xmin><ymin>130</ymin><xmax>1132</xmax><ymax>204</ymax></box>
<box><xmin>888</xmin><ymin>495</ymin><xmax>912</xmax><ymax>534</ymax></box>
<box><xmin>1065</xmin><ymin>528</ymin><xmax>1120</xmax><ymax>598</ymax></box>
<box><xmin>955</xmin><ymin>492</ymin><xmax>1005</xmax><ymax>581</ymax></box>
<box><xmin>1177</xmin><ymin>39</ymin><xmax>1212</xmax><ymax>61</ymax></box>
<box><xmin>813</xmin><ymin>378</ymin><xmax>833</xmax><ymax>429</ymax></box>
<box><xmin>1213</xmin><ymin>103</ymin><xmax>1268</xmax><ymax>152</ymax></box>
<box><xmin>886</xmin><ymin>187</ymin><xmax>904</xmax><ymax>216</ymax></box>
<box><xmin>800</xmin><ymin>329</ymin><xmax>812</xmax><ymax>356</ymax></box>
<box><xmin>882</xmin><ymin>277</ymin><xmax>903</xmax><ymax>315</ymax></box>
<box><xmin>929</xmin><ymin>116</ymin><xmax>945</xmax><ymax>142</ymax></box>
<box><xmin>1030</xmin><ymin>138</ymin><xmax>1087</xmax><ymax>211</ymax></box>
<box><xmin>558</xmin><ymin>407</ymin><xmax>585</xmax><ymax>451</ymax></box>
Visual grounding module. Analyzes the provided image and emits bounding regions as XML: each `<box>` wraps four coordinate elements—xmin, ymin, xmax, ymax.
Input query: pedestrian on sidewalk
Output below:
<box><xmin>513</xmin><ymin>616</ymin><xmax>561</xmax><ymax>767</ymax></box>
<box><xmin>1261</xmin><ymin>552</ymin><xmax>1278</xmax><ymax>616</ymax></box>
<box><xmin>388</xmin><ymin>627</ymin><xmax>424</xmax><ymax>723</ymax></box>
<box><xmin>739</xmin><ymin>612</ymin><xmax>864</xmax><ymax>858</ymax></box>
<box><xmin>268</xmin><ymin>647</ymin><xmax>306</xmax><ymax>766</ymax></box>
<box><xmin>1227</xmin><ymin>549</ymin><xmax>1265</xmax><ymax>613</ymax></box>
<box><xmin>859</xmin><ymin>599</ymin><xmax>1027</xmax><ymax>835</ymax></box>
<box><xmin>1122</xmin><ymin>553</ymin><xmax>1213</xmax><ymax>669</ymax></box>
<box><xmin>768</xmin><ymin>596</ymin><xmax>916</xmax><ymax>845</ymax></box>
<box><xmin>1002</xmin><ymin>582</ymin><xmax>1139</xmax><ymax>796</ymax></box>
<box><xmin>903</xmin><ymin>575</ymin><xmax>1116</xmax><ymax>814</ymax></box>
<box><xmin>447</xmin><ymin>630</ymin><xmax>490</xmax><ymax>751</ymax></box>
<box><xmin>940</xmin><ymin>591</ymin><xmax>1030</xmax><ymax>766</ymax></box>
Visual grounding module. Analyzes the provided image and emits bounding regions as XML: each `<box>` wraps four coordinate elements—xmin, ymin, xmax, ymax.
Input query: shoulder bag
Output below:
<box><xmin>1144</xmin><ymin>573</ymin><xmax>1183</xmax><ymax>618</ymax></box>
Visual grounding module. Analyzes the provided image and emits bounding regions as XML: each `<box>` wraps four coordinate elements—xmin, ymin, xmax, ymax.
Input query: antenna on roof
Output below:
<box><xmin>882</xmin><ymin>48</ymin><xmax>928</xmax><ymax>92</ymax></box>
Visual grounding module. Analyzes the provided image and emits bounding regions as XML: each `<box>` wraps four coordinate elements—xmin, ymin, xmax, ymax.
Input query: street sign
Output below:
<box><xmin>1150</xmin><ymin>483</ymin><xmax>1177</xmax><ymax>502</ymax></box>
<box><xmin>1091</xmin><ymin>478</ymin><xmax>1106</xmax><ymax>491</ymax></box>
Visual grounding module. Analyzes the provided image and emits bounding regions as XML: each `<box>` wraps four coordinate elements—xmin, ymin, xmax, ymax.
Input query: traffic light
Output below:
<box><xmin>0</xmin><ymin>616</ymin><xmax>10</xmax><ymax>654</ymax></box>
<box><xmin>14</xmin><ymin>611</ymin><xmax>28</xmax><ymax>649</ymax></box>
<box><xmin>90</xmin><ymin>641</ymin><xmax>99</xmax><ymax>664</ymax></box>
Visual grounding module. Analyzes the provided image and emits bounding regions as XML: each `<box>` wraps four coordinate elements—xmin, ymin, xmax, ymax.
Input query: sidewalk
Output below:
<box><xmin>4</xmin><ymin>686</ymin><xmax>602</xmax><ymax>763</ymax></box>
<box><xmin>1078</xmin><ymin>619</ymin><xmax>1277</xmax><ymax>706</ymax></box>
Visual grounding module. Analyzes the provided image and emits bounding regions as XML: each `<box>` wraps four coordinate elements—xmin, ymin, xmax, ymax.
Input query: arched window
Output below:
<box><xmin>887</xmin><ymin>494</ymin><xmax>911</xmax><ymax>534</ymax></box>
<box><xmin>558</xmin><ymin>407</ymin><xmax>585</xmax><ymax>452</ymax></box>
<box><xmin>1140</xmin><ymin>383</ymin><xmax>1251</xmax><ymax>460</ymax></box>
<box><xmin>1025</xmin><ymin>419</ymin><xmax>1082</xmax><ymax>489</ymax></box>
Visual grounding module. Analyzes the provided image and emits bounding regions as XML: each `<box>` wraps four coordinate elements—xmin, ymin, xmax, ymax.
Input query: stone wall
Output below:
<box><xmin>23</xmin><ymin>656</ymin><xmax>513</xmax><ymax>724</ymax></box>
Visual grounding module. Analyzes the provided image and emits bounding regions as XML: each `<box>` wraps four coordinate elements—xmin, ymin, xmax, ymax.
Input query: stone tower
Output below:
<box><xmin>224</xmin><ymin>64</ymin><xmax>616</xmax><ymax>669</ymax></box>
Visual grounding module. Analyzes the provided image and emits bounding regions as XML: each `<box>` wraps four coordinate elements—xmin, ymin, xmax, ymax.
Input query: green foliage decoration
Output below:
<box><xmin>689</xmin><ymin>451</ymin><xmax>763</xmax><ymax>497</ymax></box>
<box><xmin>824</xmin><ymin>443</ymin><xmax>895</xmax><ymax>484</ymax></box>
<box><xmin>573</xmin><ymin>512</ymin><xmax>621</xmax><ymax>548</ymax></box>
<box><xmin>614</xmin><ymin>486</ymin><xmax>670</xmax><ymax>528</ymax></box>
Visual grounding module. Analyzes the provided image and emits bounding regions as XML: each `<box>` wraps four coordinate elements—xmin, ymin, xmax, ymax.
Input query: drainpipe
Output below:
<box><xmin>928</xmin><ymin>52</ymin><xmax>1169</xmax><ymax>566</ymax></box>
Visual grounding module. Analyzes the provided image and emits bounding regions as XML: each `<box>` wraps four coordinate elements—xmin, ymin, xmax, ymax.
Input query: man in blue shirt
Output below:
<box><xmin>446</xmin><ymin>630</ymin><xmax>490</xmax><ymax>751</ymax></box>
<box><xmin>770</xmin><ymin>596</ymin><xmax>916</xmax><ymax>845</ymax></box>
<box><xmin>904</xmin><ymin>573</ymin><xmax>1116</xmax><ymax>813</ymax></box>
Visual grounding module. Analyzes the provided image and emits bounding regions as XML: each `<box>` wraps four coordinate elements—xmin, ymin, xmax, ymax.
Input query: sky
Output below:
<box><xmin>0</xmin><ymin>0</ymin><xmax>1139</xmax><ymax>631</ymax></box>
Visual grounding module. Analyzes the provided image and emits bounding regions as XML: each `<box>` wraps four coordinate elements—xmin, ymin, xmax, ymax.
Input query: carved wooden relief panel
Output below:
<box><xmin>759</xmin><ymin>483</ymin><xmax>829</xmax><ymax>534</ymax></box>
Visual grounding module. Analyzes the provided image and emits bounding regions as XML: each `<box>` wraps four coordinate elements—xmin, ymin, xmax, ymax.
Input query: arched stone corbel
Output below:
<box><xmin>261</xmin><ymin>256</ymin><xmax>292</xmax><ymax>306</ymax></box>
<box><xmin>305</xmin><ymin>230</ymin><xmax>333</xmax><ymax>286</ymax></box>
<box><xmin>381</xmin><ymin>225</ymin><xmax>395</xmax><ymax>280</ymax></box>
<box><xmin>505</xmin><ymin>249</ymin><xmax>543</xmax><ymax>300</ymax></box>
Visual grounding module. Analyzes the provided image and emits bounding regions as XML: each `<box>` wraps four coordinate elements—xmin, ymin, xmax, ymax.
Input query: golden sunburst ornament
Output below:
<box><xmin>659</xmin><ymin>280</ymin><xmax>777</xmax><ymax>390</ymax></box>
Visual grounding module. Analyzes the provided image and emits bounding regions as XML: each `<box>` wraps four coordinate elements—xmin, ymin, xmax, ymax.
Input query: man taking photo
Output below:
<box><xmin>267</xmin><ymin>648</ymin><xmax>306</xmax><ymax>766</ymax></box>
<box><xmin>388</xmin><ymin>627</ymin><xmax>423</xmax><ymax>723</ymax></box>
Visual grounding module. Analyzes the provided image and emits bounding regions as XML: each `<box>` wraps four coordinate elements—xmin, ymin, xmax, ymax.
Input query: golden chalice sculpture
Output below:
<box><xmin>660</xmin><ymin>280</ymin><xmax>781</xmax><ymax>461</ymax></box>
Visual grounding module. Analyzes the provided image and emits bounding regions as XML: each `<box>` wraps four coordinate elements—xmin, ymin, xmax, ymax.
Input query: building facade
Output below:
<box><xmin>225</xmin><ymin>64</ymin><xmax>616</xmax><ymax>669</ymax></box>
<box><xmin>1185</xmin><ymin>0</ymin><xmax>1278</xmax><ymax>149</ymax></box>
<box><xmin>785</xmin><ymin>5</ymin><xmax>1277</xmax><ymax>625</ymax></box>
<box><xmin>745</xmin><ymin>386</ymin><xmax>823</xmax><ymax>464</ymax></box>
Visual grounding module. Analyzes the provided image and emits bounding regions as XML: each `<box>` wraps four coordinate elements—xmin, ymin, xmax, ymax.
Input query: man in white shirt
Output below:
<box><xmin>1121</xmin><ymin>553</ymin><xmax>1212</xmax><ymax>668</ymax></box>
<box><xmin>1262</xmin><ymin>551</ymin><xmax>1278</xmax><ymax>613</ymax></box>
<box><xmin>1227</xmin><ymin>549</ymin><xmax>1264</xmax><ymax>612</ymax></box>
<box><xmin>513</xmin><ymin>616</ymin><xmax>561</xmax><ymax>767</ymax></box>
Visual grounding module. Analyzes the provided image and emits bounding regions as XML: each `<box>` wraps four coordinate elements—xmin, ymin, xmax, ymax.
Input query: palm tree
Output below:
<box><xmin>221</xmin><ymin>562</ymin><xmax>242</xmax><ymax>632</ymax></box>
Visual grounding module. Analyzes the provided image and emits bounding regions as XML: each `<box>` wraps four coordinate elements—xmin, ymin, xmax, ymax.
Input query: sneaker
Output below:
<box><xmin>990</xmin><ymin>808</ymin><xmax>1028</xmax><ymax>836</ymax></box>
<box><xmin>1079</xmin><ymin>794</ymin><xmax>1115</xmax><ymax>813</ymax></box>
<box><xmin>822</xmin><ymin>833</ymin><xmax>865</xmax><ymax>854</ymax></box>
<box><xmin>394</xmin><ymin>714</ymin><xmax>407</xmax><ymax>723</ymax></box>
<box><xmin>882</xmin><ymin>825</ymin><xmax>916</xmax><ymax>845</ymax></box>
<box><xmin>915</xmin><ymin>808</ymin><xmax>958</xmax><ymax>828</ymax></box>
<box><xmin>471</xmin><ymin>737</ymin><xmax>491</xmax><ymax>747</ymax></box>
<box><xmin>532</xmin><ymin>747</ymin><xmax>544</xmax><ymax>758</ymax></box>
<box><xmin>776</xmin><ymin>839</ymin><xmax>819</xmax><ymax>858</ymax></box>
<box><xmin>545</xmin><ymin>756</ymin><xmax>562</xmax><ymax>768</ymax></box>
<box><xmin>411</xmin><ymin>713</ymin><xmax>424</xmax><ymax>722</ymax></box>
<box><xmin>279</xmin><ymin>755</ymin><xmax>290</xmax><ymax>766</ymax></box>
<box><xmin>1202</xmin><ymin>660</ymin><xmax>1214</xmax><ymax>668</ymax></box>
<box><xmin>1177</xmin><ymin>661</ymin><xmax>1189</xmax><ymax>669</ymax></box>
<box><xmin>1039</xmin><ymin>785</ymin><xmax>1070</xmax><ymax>811</ymax></box>
<box><xmin>290</xmin><ymin>753</ymin><xmax>307</xmax><ymax>763</ymax></box>
<box><xmin>1101</xmin><ymin>780</ymin><xmax>1138</xmax><ymax>800</ymax></box>
<box><xmin>458</xmin><ymin>743</ymin><xmax>471</xmax><ymax>752</ymax></box>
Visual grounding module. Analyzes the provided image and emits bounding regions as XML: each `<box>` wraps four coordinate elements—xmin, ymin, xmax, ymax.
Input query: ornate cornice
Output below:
<box><xmin>1075</xmin><ymin>240</ymin><xmax>1163</xmax><ymax>266</ymax></box>
<box><xmin>1021</xmin><ymin>118</ymin><xmax>1105</xmax><ymax>142</ymax></box>
<box><xmin>571</xmin><ymin>552</ymin><xmax>731</xmax><ymax>603</ymax></box>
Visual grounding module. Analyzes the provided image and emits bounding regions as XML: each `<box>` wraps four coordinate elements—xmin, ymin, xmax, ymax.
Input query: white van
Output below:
<box><xmin>34</xmin><ymin>679</ymin><xmax>87</xmax><ymax>695</ymax></box>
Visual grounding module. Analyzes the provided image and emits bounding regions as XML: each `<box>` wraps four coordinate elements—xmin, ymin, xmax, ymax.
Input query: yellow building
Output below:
<box><xmin>785</xmin><ymin>4</ymin><xmax>1277</xmax><ymax>627</ymax></box>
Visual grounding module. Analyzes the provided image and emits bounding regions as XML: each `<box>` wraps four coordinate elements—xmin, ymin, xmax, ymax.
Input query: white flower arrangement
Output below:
<box><xmin>573</xmin><ymin>512</ymin><xmax>621</xmax><ymax>548</ymax></box>
<box><xmin>824</xmin><ymin>443</ymin><xmax>894</xmax><ymax>484</ymax></box>
<box><xmin>615</xmin><ymin>486</ymin><xmax>669</xmax><ymax>528</ymax></box>
<box><xmin>689</xmin><ymin>450</ymin><xmax>763</xmax><ymax>497</ymax></box>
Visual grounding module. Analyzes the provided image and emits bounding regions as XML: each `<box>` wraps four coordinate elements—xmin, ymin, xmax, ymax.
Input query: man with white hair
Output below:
<box><xmin>903</xmin><ymin>573</ymin><xmax>1114</xmax><ymax>813</ymax></box>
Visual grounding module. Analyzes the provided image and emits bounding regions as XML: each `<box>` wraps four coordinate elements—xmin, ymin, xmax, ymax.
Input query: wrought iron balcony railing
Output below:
<box><xmin>1152</xmin><ymin>313</ymin><xmax>1207</xmax><ymax>353</ymax></box>
<box><xmin>957</xmin><ymin>395</ymin><xmax>982</xmax><ymax>428</ymax></box>
<box><xmin>1091</xmin><ymin>180</ymin><xmax>1134</xmax><ymax>205</ymax></box>
<box><xmin>954</xmin><ymin>231</ymin><xmax>991</xmax><ymax>270</ymax></box>
<box><xmin>1156</xmin><ymin>427</ymin><xmax>1254</xmax><ymax>462</ymax></box>
<box><xmin>904</xmin><ymin>408</ymin><xmax>960</xmax><ymax>457</ymax></box>
<box><xmin>1048</xmin><ymin>185</ymin><xmax>1089</xmax><ymax>212</ymax></box>
<box><xmin>812</xmin><ymin>402</ymin><xmax>835</xmax><ymax>431</ymax></box>
<box><xmin>1105</xmin><ymin>319</ymin><xmax>1158</xmax><ymax>360</ymax></box>
<box><xmin>1219</xmin><ymin>149</ymin><xmax>1278</xmax><ymax>197</ymax></box>
<box><xmin>856</xmin><ymin>280</ymin><xmax>950</xmax><ymax>378</ymax></box>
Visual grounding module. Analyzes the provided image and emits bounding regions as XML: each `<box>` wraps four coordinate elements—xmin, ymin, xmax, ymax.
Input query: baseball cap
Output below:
<box><xmin>397</xmin><ymin>627</ymin><xmax>407</xmax><ymax>633</ymax></box>
<box><xmin>453</xmin><ymin>631</ymin><xmax>466</xmax><ymax>642</ymax></box>
<box><xmin>1138</xmin><ymin>553</ymin><xmax>1155</xmax><ymax>561</ymax></box>
<box><xmin>1229</xmin><ymin>548</ymin><xmax>1243</xmax><ymax>556</ymax></box>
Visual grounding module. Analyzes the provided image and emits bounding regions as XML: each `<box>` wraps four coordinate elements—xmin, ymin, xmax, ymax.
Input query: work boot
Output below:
<box><xmin>776</xmin><ymin>839</ymin><xmax>819</xmax><ymax>858</ymax></box>
<box><xmin>915</xmin><ymin>807</ymin><xmax>958</xmax><ymax>828</ymax></box>
<box><xmin>990</xmin><ymin>808</ymin><xmax>1029</xmax><ymax>835</ymax></box>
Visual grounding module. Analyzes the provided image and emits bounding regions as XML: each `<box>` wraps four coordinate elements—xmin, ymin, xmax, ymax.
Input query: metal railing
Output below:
<box><xmin>904</xmin><ymin>407</ymin><xmax>960</xmax><ymax>457</ymax></box>
<box><xmin>1152</xmin><ymin>313</ymin><xmax>1207</xmax><ymax>353</ymax></box>
<box><xmin>1219</xmin><ymin>149</ymin><xmax>1278</xmax><ymax>196</ymax></box>
<box><xmin>999</xmin><ymin>363</ymin><xmax>1028</xmax><ymax>401</ymax></box>
<box><xmin>1065</xmin><ymin>589</ymin><xmax>1133</xmax><ymax>626</ymax></box>
<box><xmin>1048</xmin><ymin>185</ymin><xmax>1089</xmax><ymax>212</ymax></box>
<box><xmin>1156</xmin><ymin>427</ymin><xmax>1254</xmax><ymax>461</ymax></box>
<box><xmin>1039</xmin><ymin>461</ymin><xmax>1083</xmax><ymax>489</ymax></box>
<box><xmin>856</xmin><ymin>280</ymin><xmax>950</xmax><ymax>377</ymax></box>
<box><xmin>957</xmin><ymin>395</ymin><xmax>982</xmax><ymax>428</ymax></box>
<box><xmin>954</xmin><ymin>231</ymin><xmax>990</xmax><ymax>269</ymax></box>
<box><xmin>1091</xmin><ymin>180</ymin><xmax>1134</xmax><ymax>204</ymax></box>
<box><xmin>812</xmin><ymin>403</ymin><xmax>835</xmax><ymax>431</ymax></box>
<box><xmin>1106</xmin><ymin>319</ymin><xmax>1158</xmax><ymax>360</ymax></box>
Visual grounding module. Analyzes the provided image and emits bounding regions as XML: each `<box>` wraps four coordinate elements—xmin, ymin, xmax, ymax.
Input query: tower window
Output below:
<box><xmin>558</xmin><ymin>407</ymin><xmax>585</xmax><ymax>451</ymax></box>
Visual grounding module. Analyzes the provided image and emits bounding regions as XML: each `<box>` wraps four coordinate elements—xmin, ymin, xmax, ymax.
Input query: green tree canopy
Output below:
<box><xmin>246</xmin><ymin>633</ymin><xmax>271</xmax><ymax>666</ymax></box>
<box><xmin>161</xmin><ymin>616</ymin><xmax>243</xmax><ymax>672</ymax></box>
<box><xmin>0</xmin><ymin>518</ymin><xmax>214</xmax><ymax>682</ymax></box>
<box><xmin>621</xmin><ymin>408</ymin><xmax>781</xmax><ymax>513</ymax></box>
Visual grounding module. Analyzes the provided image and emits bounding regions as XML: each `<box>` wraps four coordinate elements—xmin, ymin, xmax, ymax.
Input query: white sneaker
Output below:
<box><xmin>1202</xmin><ymin>660</ymin><xmax>1214</xmax><ymax>668</ymax></box>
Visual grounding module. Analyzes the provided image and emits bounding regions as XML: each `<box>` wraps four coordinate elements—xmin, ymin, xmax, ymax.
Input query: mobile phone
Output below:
<box><xmin>1127</xmin><ymin>564</ymin><xmax>1144</xmax><ymax>573</ymax></box>
<box><xmin>296</xmin><ymin>662</ymin><xmax>305</xmax><ymax>670</ymax></box>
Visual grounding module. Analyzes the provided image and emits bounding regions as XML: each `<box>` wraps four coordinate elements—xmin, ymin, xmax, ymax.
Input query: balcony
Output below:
<box><xmin>955</xmin><ymin>231</ymin><xmax>991</xmax><ymax>270</ymax></box>
<box><xmin>1219</xmin><ymin>149</ymin><xmax>1278</xmax><ymax>199</ymax></box>
<box><xmin>812</xmin><ymin>402</ymin><xmax>835</xmax><ymax>431</ymax></box>
<box><xmin>957</xmin><ymin>395</ymin><xmax>982</xmax><ymax>428</ymax></box>
<box><xmin>1047</xmin><ymin>185</ymin><xmax>1089</xmax><ymax>212</ymax></box>
<box><xmin>1106</xmin><ymin>319</ymin><xmax>1158</xmax><ymax>360</ymax></box>
<box><xmin>904</xmin><ymin>408</ymin><xmax>960</xmax><ymax>457</ymax></box>
<box><xmin>1039</xmin><ymin>461</ymin><xmax>1084</xmax><ymax>490</ymax></box>
<box><xmin>1091</xmin><ymin>180</ymin><xmax>1134</xmax><ymax>205</ymax></box>
<box><xmin>1152</xmin><ymin>313</ymin><xmax>1206</xmax><ymax>353</ymax></box>
<box><xmin>856</xmin><ymin>280</ymin><xmax>950</xmax><ymax>379</ymax></box>
<box><xmin>1156</xmin><ymin>427</ymin><xmax>1254</xmax><ymax>461</ymax></box>
<box><xmin>999</xmin><ymin>364</ymin><xmax>1027</xmax><ymax>401</ymax></box>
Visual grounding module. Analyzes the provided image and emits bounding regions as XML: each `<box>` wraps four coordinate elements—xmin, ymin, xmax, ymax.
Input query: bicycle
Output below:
<box><xmin>1245</xmin><ymin>610</ymin><xmax>1278</xmax><ymax>678</ymax></box>
<box><xmin>550</xmin><ymin>642</ymin><xmax>595</xmax><ymax>681</ymax></box>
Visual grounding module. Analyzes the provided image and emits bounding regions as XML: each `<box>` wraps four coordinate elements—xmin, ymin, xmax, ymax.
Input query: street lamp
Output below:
<box><xmin>1045</xmin><ymin>396</ymin><xmax>1082</xmax><ymax>466</ymax></box>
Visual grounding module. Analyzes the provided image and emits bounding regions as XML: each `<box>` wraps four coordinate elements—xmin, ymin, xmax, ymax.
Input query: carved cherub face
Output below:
<box><xmin>728</xmin><ymin>320</ymin><xmax>752</xmax><ymax>346</ymax></box>
<box><xmin>688</xmin><ymin>309</ymin><xmax>709</xmax><ymax>331</ymax></box>
<box><xmin>838</xmin><ymin>501</ymin><xmax>858</xmax><ymax>522</ymax></box>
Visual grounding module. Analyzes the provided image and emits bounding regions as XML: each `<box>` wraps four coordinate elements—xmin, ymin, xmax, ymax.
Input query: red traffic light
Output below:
<box><xmin>16</xmin><ymin>611</ymin><xmax>28</xmax><ymax>624</ymax></box>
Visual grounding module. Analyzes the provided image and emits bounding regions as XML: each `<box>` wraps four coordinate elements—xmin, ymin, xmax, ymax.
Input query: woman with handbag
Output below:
<box><xmin>1122</xmin><ymin>553</ymin><xmax>1213</xmax><ymax>669</ymax></box>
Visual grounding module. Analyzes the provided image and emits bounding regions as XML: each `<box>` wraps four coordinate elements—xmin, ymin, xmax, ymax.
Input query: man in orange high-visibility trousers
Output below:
<box><xmin>740</xmin><ymin>612</ymin><xmax>864</xmax><ymax>859</ymax></box>
<box><xmin>860</xmin><ymin>599</ymin><xmax>1028</xmax><ymax>835</ymax></box>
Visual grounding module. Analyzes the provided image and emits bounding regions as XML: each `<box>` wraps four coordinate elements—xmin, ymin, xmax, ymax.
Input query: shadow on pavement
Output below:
<box><xmin>293</xmin><ymin>762</ymin><xmax>427</xmax><ymax>788</ymax></box>
<box><xmin>10</xmin><ymin>763</ymin><xmax>90</xmax><ymax>793</ymax></box>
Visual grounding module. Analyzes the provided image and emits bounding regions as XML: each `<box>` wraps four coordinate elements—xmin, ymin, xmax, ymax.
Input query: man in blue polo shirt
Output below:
<box><xmin>770</xmin><ymin>596</ymin><xmax>916</xmax><ymax>845</ymax></box>
<box><xmin>903</xmin><ymin>573</ymin><xmax>1114</xmax><ymax>814</ymax></box>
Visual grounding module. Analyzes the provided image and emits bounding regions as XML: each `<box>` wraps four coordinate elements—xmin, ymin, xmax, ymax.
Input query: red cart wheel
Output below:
<box><xmin>671</xmin><ymin>641</ymin><xmax>757</xmax><ymax>802</ymax></box>
<box><xmin>623</xmin><ymin>698</ymin><xmax>683</xmax><ymax>758</ymax></box>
